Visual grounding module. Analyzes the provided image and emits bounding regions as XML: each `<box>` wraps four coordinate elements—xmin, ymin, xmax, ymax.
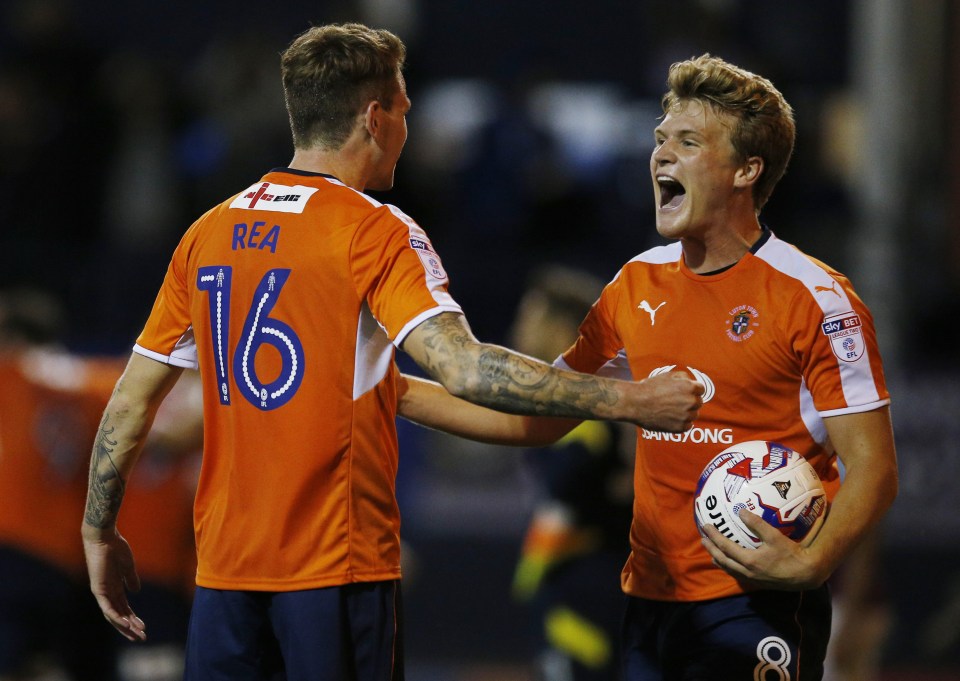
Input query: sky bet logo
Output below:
<box><xmin>229</xmin><ymin>182</ymin><xmax>318</xmax><ymax>214</ymax></box>
<box><xmin>821</xmin><ymin>311</ymin><xmax>865</xmax><ymax>362</ymax></box>
<box><xmin>409</xmin><ymin>237</ymin><xmax>447</xmax><ymax>280</ymax></box>
<box><xmin>821</xmin><ymin>312</ymin><xmax>861</xmax><ymax>336</ymax></box>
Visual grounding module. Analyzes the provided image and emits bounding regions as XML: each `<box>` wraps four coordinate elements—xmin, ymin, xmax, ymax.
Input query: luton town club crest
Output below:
<box><xmin>725</xmin><ymin>305</ymin><xmax>759</xmax><ymax>342</ymax></box>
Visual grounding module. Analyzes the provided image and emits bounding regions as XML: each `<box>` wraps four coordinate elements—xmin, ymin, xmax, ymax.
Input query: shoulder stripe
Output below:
<box><xmin>320</xmin><ymin>176</ymin><xmax>385</xmax><ymax>209</ymax></box>
<box><xmin>753</xmin><ymin>236</ymin><xmax>881</xmax><ymax>408</ymax></box>
<box><xmin>627</xmin><ymin>242</ymin><xmax>683</xmax><ymax>266</ymax></box>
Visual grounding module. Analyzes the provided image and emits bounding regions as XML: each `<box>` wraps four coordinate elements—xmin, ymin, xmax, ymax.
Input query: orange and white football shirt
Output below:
<box><xmin>0</xmin><ymin>350</ymin><xmax>122</xmax><ymax>575</ymax></box>
<box><xmin>135</xmin><ymin>169</ymin><xmax>462</xmax><ymax>591</ymax></box>
<box><xmin>559</xmin><ymin>231</ymin><xmax>889</xmax><ymax>602</ymax></box>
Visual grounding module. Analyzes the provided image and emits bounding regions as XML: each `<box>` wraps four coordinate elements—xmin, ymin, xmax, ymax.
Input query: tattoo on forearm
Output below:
<box><xmin>473</xmin><ymin>347</ymin><xmax>615</xmax><ymax>418</ymax></box>
<box><xmin>416</xmin><ymin>314</ymin><xmax>618</xmax><ymax>419</ymax></box>
<box><xmin>84</xmin><ymin>414</ymin><xmax>125</xmax><ymax>529</ymax></box>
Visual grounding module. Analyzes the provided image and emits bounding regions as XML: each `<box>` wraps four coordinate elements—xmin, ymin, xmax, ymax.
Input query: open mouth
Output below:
<box><xmin>657</xmin><ymin>176</ymin><xmax>686</xmax><ymax>209</ymax></box>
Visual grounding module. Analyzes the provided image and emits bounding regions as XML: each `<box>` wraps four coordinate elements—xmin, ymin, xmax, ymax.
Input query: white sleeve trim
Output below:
<box><xmin>393</xmin><ymin>305</ymin><xmax>464</xmax><ymax>348</ymax></box>
<box><xmin>818</xmin><ymin>398</ymin><xmax>891</xmax><ymax>419</ymax></box>
<box><xmin>554</xmin><ymin>351</ymin><xmax>631</xmax><ymax>380</ymax></box>
<box><xmin>133</xmin><ymin>343</ymin><xmax>199</xmax><ymax>370</ymax></box>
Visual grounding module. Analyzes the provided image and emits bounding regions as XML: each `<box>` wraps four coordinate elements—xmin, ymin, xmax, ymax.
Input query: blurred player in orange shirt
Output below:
<box><xmin>0</xmin><ymin>289</ymin><xmax>201</xmax><ymax>681</ymax></box>
<box><xmin>80</xmin><ymin>22</ymin><xmax>703</xmax><ymax>681</ymax></box>
<box><xmin>114</xmin><ymin>374</ymin><xmax>201</xmax><ymax>681</ymax></box>
<box><xmin>398</xmin><ymin>55</ymin><xmax>898</xmax><ymax>681</ymax></box>
<box><xmin>0</xmin><ymin>289</ymin><xmax>121</xmax><ymax>680</ymax></box>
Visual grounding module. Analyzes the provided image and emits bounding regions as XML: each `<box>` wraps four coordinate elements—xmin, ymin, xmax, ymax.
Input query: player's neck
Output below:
<box><xmin>681</xmin><ymin>218</ymin><xmax>764</xmax><ymax>275</ymax></box>
<box><xmin>288</xmin><ymin>146</ymin><xmax>369</xmax><ymax>191</ymax></box>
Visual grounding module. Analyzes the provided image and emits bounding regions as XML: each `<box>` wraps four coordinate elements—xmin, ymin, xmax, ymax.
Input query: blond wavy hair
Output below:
<box><xmin>662</xmin><ymin>54</ymin><xmax>795</xmax><ymax>211</ymax></box>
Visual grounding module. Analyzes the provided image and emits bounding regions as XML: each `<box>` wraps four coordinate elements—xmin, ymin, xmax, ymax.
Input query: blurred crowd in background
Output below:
<box><xmin>0</xmin><ymin>0</ymin><xmax>958</xmax><ymax>679</ymax></box>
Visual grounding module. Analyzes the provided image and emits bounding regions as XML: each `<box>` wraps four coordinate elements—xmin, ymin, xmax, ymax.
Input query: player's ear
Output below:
<box><xmin>734</xmin><ymin>156</ymin><xmax>763</xmax><ymax>189</ymax></box>
<box><xmin>363</xmin><ymin>100</ymin><xmax>382</xmax><ymax>139</ymax></box>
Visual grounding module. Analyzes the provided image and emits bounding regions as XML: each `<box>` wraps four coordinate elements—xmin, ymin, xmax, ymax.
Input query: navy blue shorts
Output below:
<box><xmin>622</xmin><ymin>585</ymin><xmax>831</xmax><ymax>680</ymax></box>
<box><xmin>185</xmin><ymin>580</ymin><xmax>403</xmax><ymax>681</ymax></box>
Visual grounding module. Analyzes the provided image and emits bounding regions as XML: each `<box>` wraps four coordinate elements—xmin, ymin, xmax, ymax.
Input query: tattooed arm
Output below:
<box><xmin>401</xmin><ymin>312</ymin><xmax>702</xmax><ymax>434</ymax></box>
<box><xmin>82</xmin><ymin>353</ymin><xmax>183</xmax><ymax>642</ymax></box>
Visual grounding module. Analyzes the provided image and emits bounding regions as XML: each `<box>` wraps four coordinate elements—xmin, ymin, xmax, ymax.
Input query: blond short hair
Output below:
<box><xmin>662</xmin><ymin>54</ymin><xmax>796</xmax><ymax>211</ymax></box>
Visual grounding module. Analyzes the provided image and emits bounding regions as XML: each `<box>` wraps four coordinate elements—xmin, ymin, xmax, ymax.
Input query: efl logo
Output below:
<box><xmin>409</xmin><ymin>238</ymin><xmax>447</xmax><ymax>281</ymax></box>
<box><xmin>821</xmin><ymin>311</ymin><xmax>865</xmax><ymax>362</ymax></box>
<box><xmin>229</xmin><ymin>182</ymin><xmax>318</xmax><ymax>213</ymax></box>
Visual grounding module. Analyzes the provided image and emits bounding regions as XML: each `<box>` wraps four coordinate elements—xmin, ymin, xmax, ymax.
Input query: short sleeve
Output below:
<box><xmin>349</xmin><ymin>205</ymin><xmax>462</xmax><ymax>347</ymax></box>
<box><xmin>792</xmin><ymin>276</ymin><xmax>889</xmax><ymax>416</ymax></box>
<box><xmin>561</xmin><ymin>273</ymin><xmax>624</xmax><ymax>375</ymax></box>
<box><xmin>134</xmin><ymin>240</ymin><xmax>198</xmax><ymax>369</ymax></box>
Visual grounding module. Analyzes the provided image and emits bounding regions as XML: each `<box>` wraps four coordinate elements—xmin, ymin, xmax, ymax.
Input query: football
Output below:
<box><xmin>694</xmin><ymin>440</ymin><xmax>826</xmax><ymax>549</ymax></box>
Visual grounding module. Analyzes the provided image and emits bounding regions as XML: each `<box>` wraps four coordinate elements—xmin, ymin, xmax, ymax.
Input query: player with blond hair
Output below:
<box><xmin>398</xmin><ymin>54</ymin><xmax>897</xmax><ymax>680</ymax></box>
<box><xmin>81</xmin><ymin>23</ymin><xmax>702</xmax><ymax>681</ymax></box>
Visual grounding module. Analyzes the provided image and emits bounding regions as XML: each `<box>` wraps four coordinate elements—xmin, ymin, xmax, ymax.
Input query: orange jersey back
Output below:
<box><xmin>118</xmin><ymin>376</ymin><xmax>202</xmax><ymax>592</ymax></box>
<box><xmin>135</xmin><ymin>169</ymin><xmax>462</xmax><ymax>591</ymax></box>
<box><xmin>560</xmin><ymin>233</ymin><xmax>889</xmax><ymax>601</ymax></box>
<box><xmin>0</xmin><ymin>350</ymin><xmax>122</xmax><ymax>574</ymax></box>
<box><xmin>119</xmin><ymin>451</ymin><xmax>198</xmax><ymax>593</ymax></box>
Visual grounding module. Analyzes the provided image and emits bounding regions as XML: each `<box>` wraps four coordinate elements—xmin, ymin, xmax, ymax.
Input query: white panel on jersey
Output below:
<box><xmin>354</xmin><ymin>302</ymin><xmax>395</xmax><ymax>400</ymax></box>
<box><xmin>229</xmin><ymin>182</ymin><xmax>319</xmax><ymax>214</ymax></box>
<box><xmin>629</xmin><ymin>242</ymin><xmax>683</xmax><ymax>266</ymax></box>
<box><xmin>133</xmin><ymin>327</ymin><xmax>198</xmax><ymax>370</ymax></box>
<box><xmin>605</xmin><ymin>243</ymin><xmax>681</xmax><ymax>286</ymax></box>
<box><xmin>555</xmin><ymin>352</ymin><xmax>633</xmax><ymax>382</ymax></box>
<box><xmin>753</xmin><ymin>236</ymin><xmax>881</xmax><ymax>409</ymax></box>
<box><xmin>596</xmin><ymin>349</ymin><xmax>633</xmax><ymax>380</ymax></box>
<box><xmin>798</xmin><ymin>378</ymin><xmax>829</xmax><ymax>448</ymax></box>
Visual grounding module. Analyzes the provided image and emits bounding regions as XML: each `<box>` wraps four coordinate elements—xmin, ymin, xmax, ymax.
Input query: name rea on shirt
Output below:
<box><xmin>232</xmin><ymin>222</ymin><xmax>281</xmax><ymax>253</ymax></box>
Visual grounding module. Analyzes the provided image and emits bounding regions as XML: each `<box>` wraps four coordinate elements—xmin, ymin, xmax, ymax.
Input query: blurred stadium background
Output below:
<box><xmin>1</xmin><ymin>0</ymin><xmax>958</xmax><ymax>678</ymax></box>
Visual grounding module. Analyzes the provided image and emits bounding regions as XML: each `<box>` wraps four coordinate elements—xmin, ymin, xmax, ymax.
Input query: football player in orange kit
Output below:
<box><xmin>0</xmin><ymin>290</ymin><xmax>121</xmax><ymax>681</ymax></box>
<box><xmin>80</xmin><ymin>22</ymin><xmax>703</xmax><ymax>681</ymax></box>
<box><xmin>397</xmin><ymin>54</ymin><xmax>898</xmax><ymax>680</ymax></box>
<box><xmin>0</xmin><ymin>290</ymin><xmax>199</xmax><ymax>681</ymax></box>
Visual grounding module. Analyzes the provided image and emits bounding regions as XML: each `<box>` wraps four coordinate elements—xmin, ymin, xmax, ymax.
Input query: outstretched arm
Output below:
<box><xmin>397</xmin><ymin>373</ymin><xmax>578</xmax><ymax>446</ymax></box>
<box><xmin>82</xmin><ymin>352</ymin><xmax>184</xmax><ymax>642</ymax></box>
<box><xmin>401</xmin><ymin>312</ymin><xmax>702</xmax><ymax>433</ymax></box>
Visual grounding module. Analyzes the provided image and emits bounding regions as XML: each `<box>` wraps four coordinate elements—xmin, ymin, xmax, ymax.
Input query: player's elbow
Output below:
<box><xmin>439</xmin><ymin>371</ymin><xmax>483</xmax><ymax>403</ymax></box>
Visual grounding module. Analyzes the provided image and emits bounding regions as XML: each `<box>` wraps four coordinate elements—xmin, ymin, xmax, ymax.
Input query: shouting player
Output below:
<box><xmin>80</xmin><ymin>23</ymin><xmax>703</xmax><ymax>681</ymax></box>
<box><xmin>398</xmin><ymin>54</ymin><xmax>898</xmax><ymax>680</ymax></box>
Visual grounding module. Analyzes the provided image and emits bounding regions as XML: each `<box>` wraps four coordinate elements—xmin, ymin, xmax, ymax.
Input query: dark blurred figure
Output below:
<box><xmin>823</xmin><ymin>528</ymin><xmax>892</xmax><ymax>681</ymax></box>
<box><xmin>0</xmin><ymin>0</ymin><xmax>114</xmax><ymax>338</ymax></box>
<box><xmin>89</xmin><ymin>50</ymin><xmax>187</xmax><ymax>350</ymax></box>
<box><xmin>510</xmin><ymin>267</ymin><xmax>633</xmax><ymax>681</ymax></box>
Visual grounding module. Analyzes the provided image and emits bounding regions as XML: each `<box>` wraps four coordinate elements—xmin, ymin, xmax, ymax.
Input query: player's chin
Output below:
<box><xmin>654</xmin><ymin>213</ymin><xmax>686</xmax><ymax>240</ymax></box>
